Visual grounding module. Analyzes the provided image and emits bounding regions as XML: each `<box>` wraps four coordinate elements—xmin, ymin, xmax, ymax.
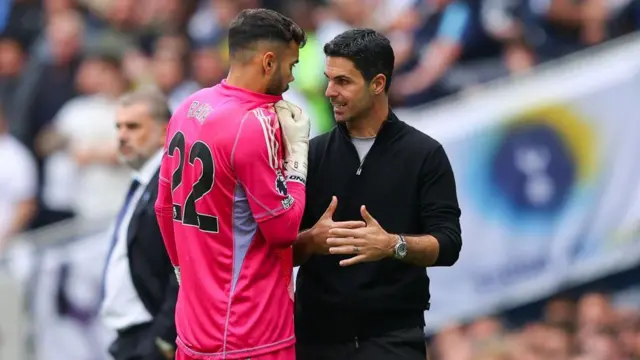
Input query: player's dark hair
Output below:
<box><xmin>323</xmin><ymin>28</ymin><xmax>395</xmax><ymax>92</ymax></box>
<box><xmin>228</xmin><ymin>9</ymin><xmax>306</xmax><ymax>59</ymax></box>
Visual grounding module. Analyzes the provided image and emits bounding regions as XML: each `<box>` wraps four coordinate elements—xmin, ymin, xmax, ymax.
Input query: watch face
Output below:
<box><xmin>398</xmin><ymin>243</ymin><xmax>407</xmax><ymax>256</ymax></box>
<box><xmin>396</xmin><ymin>242</ymin><xmax>408</xmax><ymax>257</ymax></box>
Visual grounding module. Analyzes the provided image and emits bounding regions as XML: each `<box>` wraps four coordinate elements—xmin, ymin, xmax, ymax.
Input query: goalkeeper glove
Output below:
<box><xmin>274</xmin><ymin>100</ymin><xmax>310</xmax><ymax>184</ymax></box>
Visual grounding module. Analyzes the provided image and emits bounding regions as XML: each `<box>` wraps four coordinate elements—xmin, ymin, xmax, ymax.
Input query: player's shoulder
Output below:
<box><xmin>247</xmin><ymin>103</ymin><xmax>278</xmax><ymax>120</ymax></box>
<box><xmin>239</xmin><ymin>104</ymin><xmax>279</xmax><ymax>133</ymax></box>
<box><xmin>173</xmin><ymin>86</ymin><xmax>218</xmax><ymax>115</ymax></box>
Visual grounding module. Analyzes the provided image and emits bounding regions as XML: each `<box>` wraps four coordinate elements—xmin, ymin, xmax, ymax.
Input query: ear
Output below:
<box><xmin>370</xmin><ymin>74</ymin><xmax>387</xmax><ymax>95</ymax></box>
<box><xmin>262</xmin><ymin>52</ymin><xmax>277</xmax><ymax>74</ymax></box>
<box><xmin>159</xmin><ymin>123</ymin><xmax>168</xmax><ymax>146</ymax></box>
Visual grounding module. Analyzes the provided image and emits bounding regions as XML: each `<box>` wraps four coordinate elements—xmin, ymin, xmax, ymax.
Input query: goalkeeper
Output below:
<box><xmin>155</xmin><ymin>9</ymin><xmax>310</xmax><ymax>360</ymax></box>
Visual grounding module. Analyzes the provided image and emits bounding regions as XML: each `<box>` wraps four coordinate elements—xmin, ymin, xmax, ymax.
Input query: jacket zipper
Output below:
<box><xmin>352</xmin><ymin>135</ymin><xmax>376</xmax><ymax>175</ymax></box>
<box><xmin>339</xmin><ymin>121</ymin><xmax>388</xmax><ymax>176</ymax></box>
<box><xmin>355</xmin><ymin>151</ymin><xmax>369</xmax><ymax>175</ymax></box>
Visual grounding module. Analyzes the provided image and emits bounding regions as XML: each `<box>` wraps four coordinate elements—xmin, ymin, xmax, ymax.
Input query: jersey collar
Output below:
<box><xmin>220</xmin><ymin>79</ymin><xmax>283</xmax><ymax>104</ymax></box>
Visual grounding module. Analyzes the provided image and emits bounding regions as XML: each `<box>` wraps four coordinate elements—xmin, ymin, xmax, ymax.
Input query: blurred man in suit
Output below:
<box><xmin>100</xmin><ymin>89</ymin><xmax>178</xmax><ymax>360</ymax></box>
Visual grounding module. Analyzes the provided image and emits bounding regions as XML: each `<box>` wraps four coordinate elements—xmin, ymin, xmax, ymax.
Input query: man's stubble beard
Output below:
<box><xmin>265</xmin><ymin>70</ymin><xmax>285</xmax><ymax>96</ymax></box>
<box><xmin>344</xmin><ymin>93</ymin><xmax>374</xmax><ymax>124</ymax></box>
<box><xmin>118</xmin><ymin>128</ymin><xmax>163</xmax><ymax>171</ymax></box>
<box><xmin>118</xmin><ymin>152</ymin><xmax>145</xmax><ymax>171</ymax></box>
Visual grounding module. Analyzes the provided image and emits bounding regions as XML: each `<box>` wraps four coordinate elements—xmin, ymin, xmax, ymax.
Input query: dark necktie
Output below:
<box><xmin>100</xmin><ymin>179</ymin><xmax>141</xmax><ymax>301</ymax></box>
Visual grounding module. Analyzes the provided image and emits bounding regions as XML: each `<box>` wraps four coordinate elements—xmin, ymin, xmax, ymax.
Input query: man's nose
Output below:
<box><xmin>325</xmin><ymin>83</ymin><xmax>338</xmax><ymax>98</ymax></box>
<box><xmin>117</xmin><ymin>130</ymin><xmax>129</xmax><ymax>144</ymax></box>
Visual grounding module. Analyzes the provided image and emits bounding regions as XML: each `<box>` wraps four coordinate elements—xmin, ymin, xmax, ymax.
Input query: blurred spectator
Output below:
<box><xmin>0</xmin><ymin>35</ymin><xmax>26</xmax><ymax>125</ymax></box>
<box><xmin>0</xmin><ymin>105</ymin><xmax>37</xmax><ymax>251</ymax></box>
<box><xmin>150</xmin><ymin>36</ymin><xmax>199</xmax><ymax>111</ymax></box>
<box><xmin>544</xmin><ymin>295</ymin><xmax>577</xmax><ymax>325</ymax></box>
<box><xmin>430</xmin><ymin>292</ymin><xmax>640</xmax><ymax>360</ymax></box>
<box><xmin>315</xmin><ymin>0</ymin><xmax>372</xmax><ymax>46</ymax></box>
<box><xmin>391</xmin><ymin>0</ymin><xmax>506</xmax><ymax>106</ymax></box>
<box><xmin>12</xmin><ymin>9</ymin><xmax>83</xmax><ymax>150</ymax></box>
<box><xmin>1</xmin><ymin>0</ymin><xmax>42</xmax><ymax>50</ymax></box>
<box><xmin>191</xmin><ymin>45</ymin><xmax>226</xmax><ymax>87</ymax></box>
<box><xmin>187</xmin><ymin>0</ymin><xmax>245</xmax><ymax>48</ymax></box>
<box><xmin>576</xmin><ymin>292</ymin><xmax>614</xmax><ymax>332</ymax></box>
<box><xmin>524</xmin><ymin>0</ymin><xmax>640</xmax><ymax>62</ymax></box>
<box><xmin>481</xmin><ymin>0</ymin><xmax>536</xmax><ymax>74</ymax></box>
<box><xmin>35</xmin><ymin>53</ymin><xmax>131</xmax><ymax>221</ymax></box>
<box><xmin>43</xmin><ymin>0</ymin><xmax>76</xmax><ymax>16</ymax></box>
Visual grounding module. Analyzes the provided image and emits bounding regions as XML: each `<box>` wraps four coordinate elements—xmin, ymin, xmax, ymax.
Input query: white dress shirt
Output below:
<box><xmin>100</xmin><ymin>150</ymin><xmax>163</xmax><ymax>331</ymax></box>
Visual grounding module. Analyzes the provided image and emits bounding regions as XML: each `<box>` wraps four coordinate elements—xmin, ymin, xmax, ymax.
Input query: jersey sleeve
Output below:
<box><xmin>232</xmin><ymin>107</ymin><xmax>306</xmax><ymax>247</ymax></box>
<box><xmin>155</xmin><ymin>133</ymin><xmax>179</xmax><ymax>267</ymax></box>
<box><xmin>232</xmin><ymin>108</ymin><xmax>294</xmax><ymax>222</ymax></box>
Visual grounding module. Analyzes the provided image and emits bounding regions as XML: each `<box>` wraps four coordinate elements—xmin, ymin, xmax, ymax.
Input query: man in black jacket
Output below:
<box><xmin>293</xmin><ymin>29</ymin><xmax>462</xmax><ymax>360</ymax></box>
<box><xmin>100</xmin><ymin>89</ymin><xmax>178</xmax><ymax>360</ymax></box>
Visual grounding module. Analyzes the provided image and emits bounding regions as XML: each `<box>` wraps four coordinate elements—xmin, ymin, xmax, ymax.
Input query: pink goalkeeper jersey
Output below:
<box><xmin>155</xmin><ymin>80</ymin><xmax>306</xmax><ymax>359</ymax></box>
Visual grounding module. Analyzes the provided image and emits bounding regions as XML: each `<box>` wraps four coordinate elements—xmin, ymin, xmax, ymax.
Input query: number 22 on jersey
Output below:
<box><xmin>167</xmin><ymin>131</ymin><xmax>219</xmax><ymax>233</ymax></box>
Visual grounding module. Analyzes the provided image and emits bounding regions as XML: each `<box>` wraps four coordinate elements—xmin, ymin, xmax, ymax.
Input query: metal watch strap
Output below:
<box><xmin>394</xmin><ymin>234</ymin><xmax>408</xmax><ymax>259</ymax></box>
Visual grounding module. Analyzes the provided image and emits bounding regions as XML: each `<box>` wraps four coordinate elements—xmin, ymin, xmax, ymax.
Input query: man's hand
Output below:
<box><xmin>274</xmin><ymin>100</ymin><xmax>311</xmax><ymax>184</ymax></box>
<box><xmin>327</xmin><ymin>205</ymin><xmax>396</xmax><ymax>266</ymax></box>
<box><xmin>307</xmin><ymin>196</ymin><xmax>366</xmax><ymax>255</ymax></box>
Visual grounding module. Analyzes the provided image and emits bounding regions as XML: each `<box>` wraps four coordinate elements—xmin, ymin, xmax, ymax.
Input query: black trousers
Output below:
<box><xmin>109</xmin><ymin>323</ymin><xmax>169</xmax><ymax>360</ymax></box>
<box><xmin>296</xmin><ymin>327</ymin><xmax>427</xmax><ymax>360</ymax></box>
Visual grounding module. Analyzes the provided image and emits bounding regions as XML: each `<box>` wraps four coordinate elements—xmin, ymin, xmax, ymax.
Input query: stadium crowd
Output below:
<box><xmin>429</xmin><ymin>292</ymin><xmax>640</xmax><ymax>360</ymax></box>
<box><xmin>0</xmin><ymin>0</ymin><xmax>639</xmax><ymax>359</ymax></box>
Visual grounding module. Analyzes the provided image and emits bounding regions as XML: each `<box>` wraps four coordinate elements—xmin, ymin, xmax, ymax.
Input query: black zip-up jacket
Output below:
<box><xmin>295</xmin><ymin>110</ymin><xmax>462</xmax><ymax>342</ymax></box>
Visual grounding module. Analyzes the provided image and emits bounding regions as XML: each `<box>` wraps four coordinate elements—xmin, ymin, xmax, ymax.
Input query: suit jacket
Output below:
<box><xmin>124</xmin><ymin>170</ymin><xmax>178</xmax><ymax>357</ymax></box>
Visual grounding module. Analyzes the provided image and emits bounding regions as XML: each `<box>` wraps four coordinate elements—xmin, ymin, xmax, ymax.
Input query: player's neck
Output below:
<box><xmin>226</xmin><ymin>67</ymin><xmax>266</xmax><ymax>94</ymax></box>
<box><xmin>346</xmin><ymin>98</ymin><xmax>389</xmax><ymax>138</ymax></box>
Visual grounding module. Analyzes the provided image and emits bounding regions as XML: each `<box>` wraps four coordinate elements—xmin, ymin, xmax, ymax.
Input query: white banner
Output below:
<box><xmin>395</xmin><ymin>35</ymin><xmax>640</xmax><ymax>332</ymax></box>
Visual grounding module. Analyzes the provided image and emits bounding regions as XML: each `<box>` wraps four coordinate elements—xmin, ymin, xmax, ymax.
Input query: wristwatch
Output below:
<box><xmin>393</xmin><ymin>235</ymin><xmax>408</xmax><ymax>259</ymax></box>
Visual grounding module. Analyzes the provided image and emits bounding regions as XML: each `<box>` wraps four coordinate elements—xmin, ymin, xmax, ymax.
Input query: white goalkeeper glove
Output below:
<box><xmin>275</xmin><ymin>100</ymin><xmax>310</xmax><ymax>184</ymax></box>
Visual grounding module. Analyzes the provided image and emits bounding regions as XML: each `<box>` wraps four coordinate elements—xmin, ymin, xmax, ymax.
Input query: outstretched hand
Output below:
<box><xmin>327</xmin><ymin>205</ymin><xmax>396</xmax><ymax>266</ymax></box>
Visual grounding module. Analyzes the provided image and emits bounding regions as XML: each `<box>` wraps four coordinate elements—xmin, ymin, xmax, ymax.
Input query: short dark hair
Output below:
<box><xmin>324</xmin><ymin>29</ymin><xmax>395</xmax><ymax>92</ymax></box>
<box><xmin>228</xmin><ymin>9</ymin><xmax>306</xmax><ymax>58</ymax></box>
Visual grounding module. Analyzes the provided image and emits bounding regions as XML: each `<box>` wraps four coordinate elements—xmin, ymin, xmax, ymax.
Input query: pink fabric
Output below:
<box><xmin>155</xmin><ymin>80</ymin><xmax>304</xmax><ymax>359</ymax></box>
<box><xmin>176</xmin><ymin>345</ymin><xmax>296</xmax><ymax>360</ymax></box>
